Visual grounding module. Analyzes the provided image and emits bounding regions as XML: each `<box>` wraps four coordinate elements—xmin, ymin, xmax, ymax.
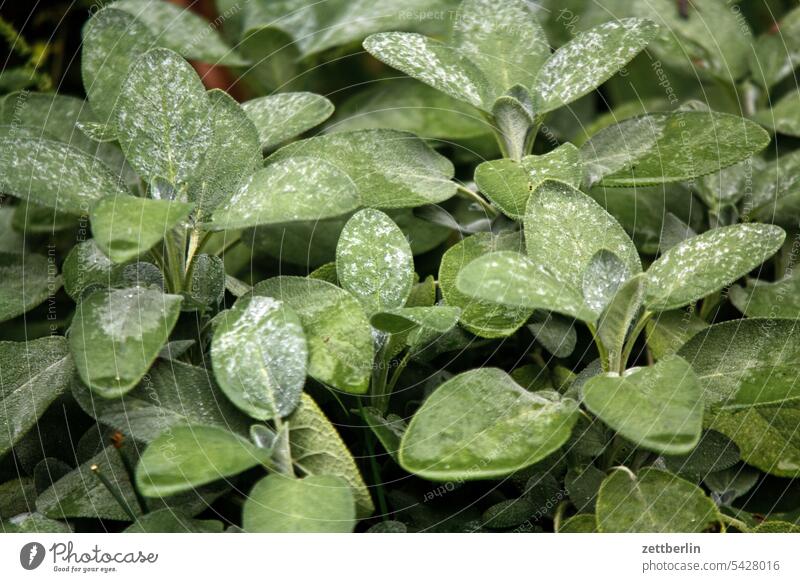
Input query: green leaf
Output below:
<box><xmin>112</xmin><ymin>0</ymin><xmax>247</xmax><ymax>66</ymax></box>
<box><xmin>645</xmin><ymin>309</ymin><xmax>709</xmax><ymax>359</ymax></box>
<box><xmin>0</xmin><ymin>137</ymin><xmax>127</xmax><ymax>214</ymax></box>
<box><xmin>62</xmin><ymin>240</ymin><xmax>115</xmax><ymax>300</ymax></box>
<box><xmin>0</xmin><ymin>337</ymin><xmax>74</xmax><ymax>457</ymax></box>
<box><xmin>532</xmin><ymin>18</ymin><xmax>658</xmax><ymax>113</ymax></box>
<box><xmin>528</xmin><ymin>314</ymin><xmax>577</xmax><ymax>359</ymax></box>
<box><xmin>474</xmin><ymin>144</ymin><xmax>582</xmax><ymax>218</ymax></box>
<box><xmin>37</xmin><ymin>446</ymin><xmax>141</xmax><ymax>521</ymax></box>
<box><xmin>124</xmin><ymin>508</ymin><xmax>224</xmax><ymax>533</ymax></box>
<box><xmin>597</xmin><ymin>274</ymin><xmax>647</xmax><ymax>369</ymax></box>
<box><xmin>581</xmin><ymin>250</ymin><xmax>632</xmax><ymax>316</ymax></box>
<box><xmin>184</xmin><ymin>254</ymin><xmax>225</xmax><ymax>311</ymax></box>
<box><xmin>455</xmin><ymin>251</ymin><xmax>595</xmax><ymax>323</ymax></box>
<box><xmin>439</xmin><ymin>232</ymin><xmax>532</xmax><ymax>338</ymax></box>
<box><xmin>451</xmin><ymin>0</ymin><xmax>549</xmax><ymax>95</ymax></box>
<box><xmin>115</xmin><ymin>48</ymin><xmax>212</xmax><ymax>185</ymax></box>
<box><xmin>0</xmin><ymin>252</ymin><xmax>60</xmax><ymax>322</ymax></box>
<box><xmin>243</xmin><ymin>474</ymin><xmax>355</xmax><ymax>533</ymax></box>
<box><xmin>70</xmin><ymin>287</ymin><xmax>183</xmax><ymax>397</ymax></box>
<box><xmin>596</xmin><ymin>467</ymin><xmax>719</xmax><ymax>532</ymax></box>
<box><xmin>707</xmin><ymin>405</ymin><xmax>800</xmax><ymax>478</ymax></box>
<box><xmin>81</xmin><ymin>8</ymin><xmax>156</xmax><ymax>130</ymax></box>
<box><xmin>370</xmin><ymin>306</ymin><xmax>461</xmax><ymax>336</ymax></box>
<box><xmin>136</xmin><ymin>424</ymin><xmax>267</xmax><ymax>497</ymax></box>
<box><xmin>2</xmin><ymin>513</ymin><xmax>72</xmax><ymax>533</ymax></box>
<box><xmin>212</xmin><ymin>296</ymin><xmax>307</xmax><ymax>420</ymax></box>
<box><xmin>750</xmin><ymin>5</ymin><xmax>800</xmax><ymax>89</ymax></box>
<box><xmin>584</xmin><ymin>112</ymin><xmax>771</xmax><ymax>187</ymax></box>
<box><xmin>525</xmin><ymin>181</ymin><xmax>640</xmax><ymax>294</ymax></box>
<box><xmin>336</xmin><ymin>209</ymin><xmax>414</xmax><ymax>314</ymax></box>
<box><xmin>678</xmin><ymin>319</ymin><xmax>800</xmax><ymax>409</ymax></box>
<box><xmin>558</xmin><ymin>513</ymin><xmax>597</xmax><ymax>533</ymax></box>
<box><xmin>266</xmin><ymin>129</ymin><xmax>456</xmax><ymax>208</ymax></box>
<box><xmin>254</xmin><ymin>277</ymin><xmax>373</xmax><ymax>394</ymax></box>
<box><xmin>288</xmin><ymin>393</ymin><xmax>373</xmax><ymax>518</ymax></box>
<box><xmin>752</xmin><ymin>521</ymin><xmax>800</xmax><ymax>534</ymax></box>
<box><xmin>189</xmin><ymin>89</ymin><xmax>261</xmax><ymax>218</ymax></box>
<box><xmin>358</xmin><ymin>406</ymin><xmax>405</xmax><ymax>461</ymax></box>
<box><xmin>399</xmin><ymin>368</ymin><xmax>579</xmax><ymax>480</ymax></box>
<box><xmin>242</xmin><ymin>92</ymin><xmax>334</xmax><ymax>150</ymax></box>
<box><xmin>753</xmin><ymin>90</ymin><xmax>800</xmax><ymax>138</ymax></box>
<box><xmin>582</xmin><ymin>356</ymin><xmax>703</xmax><ymax>455</ymax></box>
<box><xmin>72</xmin><ymin>359</ymin><xmax>250</xmax><ymax>443</ymax></box>
<box><xmin>364</xmin><ymin>32</ymin><xmax>493</xmax><ymax>110</ymax></box>
<box><xmin>730</xmin><ymin>272</ymin><xmax>800</xmax><ymax>318</ymax></box>
<box><xmin>330</xmin><ymin>78</ymin><xmax>488</xmax><ymax>140</ymax></box>
<box><xmin>662</xmin><ymin>430</ymin><xmax>740</xmax><ymax>481</ymax></box>
<box><xmin>645</xmin><ymin>224</ymin><xmax>785</xmax><ymax>311</ymax></box>
<box><xmin>90</xmin><ymin>195</ymin><xmax>193</xmax><ymax>263</ymax></box>
<box><xmin>209</xmin><ymin>158</ymin><xmax>360</xmax><ymax>230</ymax></box>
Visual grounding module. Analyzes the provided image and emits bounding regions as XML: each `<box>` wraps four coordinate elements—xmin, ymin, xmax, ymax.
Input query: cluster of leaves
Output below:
<box><xmin>2</xmin><ymin>0</ymin><xmax>800</xmax><ymax>534</ymax></box>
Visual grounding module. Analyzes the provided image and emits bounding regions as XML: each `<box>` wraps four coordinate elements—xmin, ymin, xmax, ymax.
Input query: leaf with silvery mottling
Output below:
<box><xmin>399</xmin><ymin>368</ymin><xmax>579</xmax><ymax>480</ymax></box>
<box><xmin>112</xmin><ymin>0</ymin><xmax>247</xmax><ymax>66</ymax></box>
<box><xmin>0</xmin><ymin>136</ymin><xmax>127</xmax><ymax>214</ymax></box>
<box><xmin>243</xmin><ymin>474</ymin><xmax>355</xmax><ymax>533</ymax></box>
<box><xmin>645</xmin><ymin>309</ymin><xmax>708</xmax><ymax>359</ymax></box>
<box><xmin>527</xmin><ymin>313</ymin><xmax>577</xmax><ymax>358</ymax></box>
<box><xmin>211</xmin><ymin>296</ymin><xmax>307</xmax><ymax>421</ymax></box>
<box><xmin>645</xmin><ymin>224</ymin><xmax>785</xmax><ymax>312</ymax></box>
<box><xmin>69</xmin><ymin>287</ymin><xmax>183</xmax><ymax>397</ymax></box>
<box><xmin>753</xmin><ymin>90</ymin><xmax>800</xmax><ymax>138</ymax></box>
<box><xmin>90</xmin><ymin>195</ymin><xmax>193</xmax><ymax>263</ymax></box>
<box><xmin>36</xmin><ymin>446</ymin><xmax>141</xmax><ymax>521</ymax></box>
<box><xmin>747</xmin><ymin>151</ymin><xmax>800</xmax><ymax>226</ymax></box>
<box><xmin>451</xmin><ymin>0</ymin><xmax>549</xmax><ymax>97</ymax></box>
<box><xmin>0</xmin><ymin>337</ymin><xmax>74</xmax><ymax>457</ymax></box>
<box><xmin>242</xmin><ymin>92</ymin><xmax>334</xmax><ymax>150</ymax></box>
<box><xmin>597</xmin><ymin>274</ymin><xmax>646</xmax><ymax>369</ymax></box>
<box><xmin>359</xmin><ymin>406</ymin><xmax>405</xmax><ymax>461</ymax></box>
<box><xmin>581</xmin><ymin>250</ymin><xmax>631</xmax><ymax>317</ymax></box>
<box><xmin>596</xmin><ymin>468</ymin><xmax>719</xmax><ymax>532</ymax></box>
<box><xmin>189</xmin><ymin>90</ymin><xmax>261</xmax><ymax>218</ymax></box>
<box><xmin>474</xmin><ymin>144</ymin><xmax>582</xmax><ymax>218</ymax></box>
<box><xmin>439</xmin><ymin>232</ymin><xmax>532</xmax><ymax>338</ymax></box>
<box><xmin>532</xmin><ymin>18</ymin><xmax>658</xmax><ymax>113</ymax></box>
<box><xmin>210</xmin><ymin>158</ymin><xmax>360</xmax><ymax>230</ymax></box>
<box><xmin>115</xmin><ymin>48</ymin><xmax>212</xmax><ymax>185</ymax></box>
<box><xmin>135</xmin><ymin>424</ymin><xmax>268</xmax><ymax>497</ymax></box>
<box><xmin>183</xmin><ymin>254</ymin><xmax>225</xmax><ymax>311</ymax></box>
<box><xmin>0</xmin><ymin>252</ymin><xmax>60</xmax><ymax>323</ymax></box>
<box><xmin>678</xmin><ymin>319</ymin><xmax>800</xmax><ymax>409</ymax></box>
<box><xmin>71</xmin><ymin>359</ymin><xmax>251</xmax><ymax>443</ymax></box>
<box><xmin>707</xmin><ymin>405</ymin><xmax>800</xmax><ymax>478</ymax></box>
<box><xmin>662</xmin><ymin>430</ymin><xmax>740</xmax><ymax>481</ymax></box>
<box><xmin>583</xmin><ymin>112</ymin><xmax>770</xmax><ymax>188</ymax></box>
<box><xmin>288</xmin><ymin>393</ymin><xmax>373</xmax><ymax>517</ymax></box>
<box><xmin>524</xmin><ymin>181</ymin><xmax>640</xmax><ymax>295</ymax></box>
<box><xmin>266</xmin><ymin>129</ymin><xmax>456</xmax><ymax>208</ymax></box>
<box><xmin>254</xmin><ymin>277</ymin><xmax>373</xmax><ymax>394</ymax></box>
<box><xmin>582</xmin><ymin>356</ymin><xmax>703</xmax><ymax>455</ymax></box>
<box><xmin>456</xmin><ymin>251</ymin><xmax>595</xmax><ymax>323</ymax></box>
<box><xmin>0</xmin><ymin>478</ymin><xmax>35</xmax><ymax>518</ymax></box>
<box><xmin>330</xmin><ymin>78</ymin><xmax>488</xmax><ymax>140</ymax></box>
<box><xmin>81</xmin><ymin>8</ymin><xmax>156</xmax><ymax>131</ymax></box>
<box><xmin>336</xmin><ymin>209</ymin><xmax>413</xmax><ymax>314</ymax></box>
<box><xmin>750</xmin><ymin>5</ymin><xmax>800</xmax><ymax>89</ymax></box>
<box><xmin>364</xmin><ymin>32</ymin><xmax>493</xmax><ymax>110</ymax></box>
<box><xmin>730</xmin><ymin>272</ymin><xmax>800</xmax><ymax>319</ymax></box>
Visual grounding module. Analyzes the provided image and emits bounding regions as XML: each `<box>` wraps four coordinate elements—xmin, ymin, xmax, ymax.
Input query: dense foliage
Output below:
<box><xmin>2</xmin><ymin>0</ymin><xmax>800</xmax><ymax>533</ymax></box>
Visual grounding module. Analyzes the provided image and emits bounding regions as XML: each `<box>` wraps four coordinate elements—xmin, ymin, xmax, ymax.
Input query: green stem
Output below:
<box><xmin>385</xmin><ymin>350</ymin><xmax>412</xmax><ymax>403</ymax></box>
<box><xmin>455</xmin><ymin>184</ymin><xmax>498</xmax><ymax>217</ymax></box>
<box><xmin>719</xmin><ymin>513</ymin><xmax>749</xmax><ymax>533</ymax></box>
<box><xmin>91</xmin><ymin>464</ymin><xmax>138</xmax><ymax>522</ymax></box>
<box><xmin>699</xmin><ymin>291</ymin><xmax>721</xmax><ymax>322</ymax></box>
<box><xmin>587</xmin><ymin>323</ymin><xmax>610</xmax><ymax>372</ymax></box>
<box><xmin>358</xmin><ymin>401</ymin><xmax>390</xmax><ymax>520</ymax></box>
<box><xmin>619</xmin><ymin>311</ymin><xmax>653</xmax><ymax>372</ymax></box>
<box><xmin>553</xmin><ymin>501</ymin><xmax>568</xmax><ymax>532</ymax></box>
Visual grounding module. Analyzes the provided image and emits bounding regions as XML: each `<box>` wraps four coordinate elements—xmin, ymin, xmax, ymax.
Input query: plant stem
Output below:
<box><xmin>719</xmin><ymin>513</ymin><xmax>749</xmax><ymax>533</ymax></box>
<box><xmin>455</xmin><ymin>184</ymin><xmax>498</xmax><ymax>217</ymax></box>
<box><xmin>553</xmin><ymin>501</ymin><xmax>568</xmax><ymax>532</ymax></box>
<box><xmin>358</xmin><ymin>402</ymin><xmax>390</xmax><ymax>520</ymax></box>
<box><xmin>91</xmin><ymin>464</ymin><xmax>138</xmax><ymax>522</ymax></box>
<box><xmin>385</xmin><ymin>349</ymin><xmax>412</xmax><ymax>404</ymax></box>
<box><xmin>619</xmin><ymin>311</ymin><xmax>653</xmax><ymax>372</ymax></box>
<box><xmin>587</xmin><ymin>323</ymin><xmax>610</xmax><ymax>372</ymax></box>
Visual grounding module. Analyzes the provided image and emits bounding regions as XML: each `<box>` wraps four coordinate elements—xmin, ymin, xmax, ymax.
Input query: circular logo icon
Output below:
<box><xmin>20</xmin><ymin>542</ymin><xmax>46</xmax><ymax>570</ymax></box>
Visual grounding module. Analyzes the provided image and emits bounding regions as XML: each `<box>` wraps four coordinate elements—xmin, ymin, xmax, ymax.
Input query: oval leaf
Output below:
<box><xmin>242</xmin><ymin>92</ymin><xmax>334</xmax><ymax>150</ymax></box>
